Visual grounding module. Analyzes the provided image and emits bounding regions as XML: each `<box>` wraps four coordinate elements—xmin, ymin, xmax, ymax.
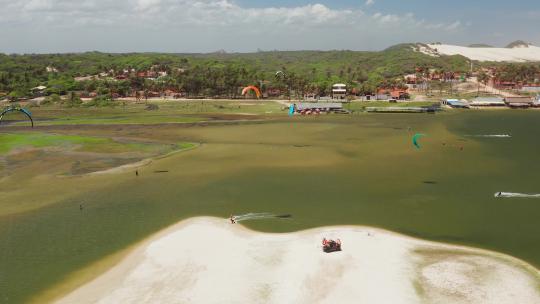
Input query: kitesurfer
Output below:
<box><xmin>136</xmin><ymin>170</ymin><xmax>139</xmax><ymax>176</ymax></box>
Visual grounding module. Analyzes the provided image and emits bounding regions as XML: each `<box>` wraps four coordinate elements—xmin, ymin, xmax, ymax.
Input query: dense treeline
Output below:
<box><xmin>489</xmin><ymin>63</ymin><xmax>540</xmax><ymax>83</ymax></box>
<box><xmin>0</xmin><ymin>44</ymin><xmax>473</xmax><ymax>100</ymax></box>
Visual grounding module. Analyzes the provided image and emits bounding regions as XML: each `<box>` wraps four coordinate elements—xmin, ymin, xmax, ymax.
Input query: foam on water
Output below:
<box><xmin>466</xmin><ymin>135</ymin><xmax>512</xmax><ymax>138</ymax></box>
<box><xmin>233</xmin><ymin>213</ymin><xmax>292</xmax><ymax>222</ymax></box>
<box><xmin>494</xmin><ymin>192</ymin><xmax>540</xmax><ymax>198</ymax></box>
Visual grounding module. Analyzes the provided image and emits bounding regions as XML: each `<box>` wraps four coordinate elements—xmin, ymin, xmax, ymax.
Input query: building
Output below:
<box><xmin>332</xmin><ymin>84</ymin><xmax>347</xmax><ymax>100</ymax></box>
<box><xmin>375</xmin><ymin>94</ymin><xmax>390</xmax><ymax>100</ymax></box>
<box><xmin>533</xmin><ymin>95</ymin><xmax>540</xmax><ymax>107</ymax></box>
<box><xmin>505</xmin><ymin>97</ymin><xmax>534</xmax><ymax>108</ymax></box>
<box><xmin>521</xmin><ymin>85</ymin><xmax>540</xmax><ymax>93</ymax></box>
<box><xmin>303</xmin><ymin>93</ymin><xmax>318</xmax><ymax>101</ymax></box>
<box><xmin>31</xmin><ymin>86</ymin><xmax>47</xmax><ymax>97</ymax></box>
<box><xmin>469</xmin><ymin>97</ymin><xmax>506</xmax><ymax>107</ymax></box>
<box><xmin>495</xmin><ymin>81</ymin><xmax>518</xmax><ymax>90</ymax></box>
<box><xmin>295</xmin><ymin>103</ymin><xmax>344</xmax><ymax>114</ymax></box>
<box><xmin>442</xmin><ymin>99</ymin><xmax>470</xmax><ymax>109</ymax></box>
<box><xmin>390</xmin><ymin>89</ymin><xmax>409</xmax><ymax>100</ymax></box>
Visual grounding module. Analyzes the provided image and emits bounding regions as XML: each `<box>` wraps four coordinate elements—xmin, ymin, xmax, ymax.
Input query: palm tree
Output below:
<box><xmin>477</xmin><ymin>72</ymin><xmax>489</xmax><ymax>96</ymax></box>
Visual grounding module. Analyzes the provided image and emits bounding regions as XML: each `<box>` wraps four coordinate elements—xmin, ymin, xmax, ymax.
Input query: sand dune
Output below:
<box><xmin>57</xmin><ymin>217</ymin><xmax>540</xmax><ymax>304</ymax></box>
<box><xmin>421</xmin><ymin>44</ymin><xmax>540</xmax><ymax>62</ymax></box>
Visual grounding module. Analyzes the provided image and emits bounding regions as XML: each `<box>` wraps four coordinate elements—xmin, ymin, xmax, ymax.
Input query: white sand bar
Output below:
<box><xmin>424</xmin><ymin>44</ymin><xmax>540</xmax><ymax>62</ymax></box>
<box><xmin>57</xmin><ymin>217</ymin><xmax>540</xmax><ymax>304</ymax></box>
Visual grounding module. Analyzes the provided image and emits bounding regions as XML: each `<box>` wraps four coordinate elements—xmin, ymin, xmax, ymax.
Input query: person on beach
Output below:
<box><xmin>230</xmin><ymin>215</ymin><xmax>236</xmax><ymax>224</ymax></box>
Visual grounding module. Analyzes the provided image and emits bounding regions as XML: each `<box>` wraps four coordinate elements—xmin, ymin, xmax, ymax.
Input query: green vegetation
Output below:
<box><xmin>0</xmin><ymin>133</ymin><xmax>106</xmax><ymax>154</ymax></box>
<box><xmin>0</xmin><ymin>45</ymin><xmax>471</xmax><ymax>100</ymax></box>
<box><xmin>487</xmin><ymin>63</ymin><xmax>540</xmax><ymax>84</ymax></box>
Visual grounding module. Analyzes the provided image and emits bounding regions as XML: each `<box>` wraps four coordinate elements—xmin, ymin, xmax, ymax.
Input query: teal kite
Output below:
<box><xmin>412</xmin><ymin>133</ymin><xmax>426</xmax><ymax>149</ymax></box>
<box><xmin>0</xmin><ymin>106</ymin><xmax>34</xmax><ymax>128</ymax></box>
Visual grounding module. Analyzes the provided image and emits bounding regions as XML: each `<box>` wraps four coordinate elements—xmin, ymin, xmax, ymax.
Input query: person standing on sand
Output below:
<box><xmin>230</xmin><ymin>215</ymin><xmax>236</xmax><ymax>224</ymax></box>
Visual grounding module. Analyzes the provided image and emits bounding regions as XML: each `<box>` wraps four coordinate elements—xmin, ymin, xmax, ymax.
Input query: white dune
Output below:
<box><xmin>57</xmin><ymin>217</ymin><xmax>540</xmax><ymax>304</ymax></box>
<box><xmin>423</xmin><ymin>44</ymin><xmax>540</xmax><ymax>62</ymax></box>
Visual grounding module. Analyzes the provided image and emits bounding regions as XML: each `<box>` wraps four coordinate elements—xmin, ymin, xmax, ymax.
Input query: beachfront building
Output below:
<box><xmin>332</xmin><ymin>84</ymin><xmax>347</xmax><ymax>100</ymax></box>
<box><xmin>31</xmin><ymin>86</ymin><xmax>47</xmax><ymax>97</ymax></box>
<box><xmin>295</xmin><ymin>103</ymin><xmax>345</xmax><ymax>114</ymax></box>
<box><xmin>521</xmin><ymin>85</ymin><xmax>540</xmax><ymax>93</ymax></box>
<box><xmin>505</xmin><ymin>97</ymin><xmax>534</xmax><ymax>108</ymax></box>
<box><xmin>533</xmin><ymin>95</ymin><xmax>540</xmax><ymax>107</ymax></box>
<box><xmin>469</xmin><ymin>97</ymin><xmax>506</xmax><ymax>107</ymax></box>
<box><xmin>442</xmin><ymin>99</ymin><xmax>470</xmax><ymax>109</ymax></box>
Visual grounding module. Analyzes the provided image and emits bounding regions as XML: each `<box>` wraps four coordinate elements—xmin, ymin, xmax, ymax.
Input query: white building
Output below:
<box><xmin>332</xmin><ymin>84</ymin><xmax>347</xmax><ymax>100</ymax></box>
<box><xmin>521</xmin><ymin>85</ymin><xmax>540</xmax><ymax>93</ymax></box>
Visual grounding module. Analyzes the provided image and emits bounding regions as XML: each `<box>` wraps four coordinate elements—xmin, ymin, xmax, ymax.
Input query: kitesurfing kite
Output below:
<box><xmin>412</xmin><ymin>133</ymin><xmax>426</xmax><ymax>149</ymax></box>
<box><xmin>0</xmin><ymin>106</ymin><xmax>34</xmax><ymax>128</ymax></box>
<box><xmin>242</xmin><ymin>86</ymin><xmax>262</xmax><ymax>99</ymax></box>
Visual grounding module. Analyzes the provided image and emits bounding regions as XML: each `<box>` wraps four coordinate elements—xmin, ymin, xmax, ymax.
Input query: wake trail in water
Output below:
<box><xmin>466</xmin><ymin>134</ymin><xmax>512</xmax><ymax>138</ymax></box>
<box><xmin>494</xmin><ymin>192</ymin><xmax>540</xmax><ymax>198</ymax></box>
<box><xmin>233</xmin><ymin>213</ymin><xmax>292</xmax><ymax>222</ymax></box>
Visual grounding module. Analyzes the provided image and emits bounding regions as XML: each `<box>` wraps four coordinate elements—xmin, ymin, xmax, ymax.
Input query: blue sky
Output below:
<box><xmin>0</xmin><ymin>0</ymin><xmax>538</xmax><ymax>53</ymax></box>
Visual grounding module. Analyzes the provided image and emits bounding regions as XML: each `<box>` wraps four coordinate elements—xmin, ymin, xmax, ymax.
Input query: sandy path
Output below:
<box><xmin>57</xmin><ymin>217</ymin><xmax>540</xmax><ymax>304</ymax></box>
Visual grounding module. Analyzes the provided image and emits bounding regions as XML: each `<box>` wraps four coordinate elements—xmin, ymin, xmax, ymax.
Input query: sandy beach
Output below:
<box><xmin>55</xmin><ymin>217</ymin><xmax>540</xmax><ymax>304</ymax></box>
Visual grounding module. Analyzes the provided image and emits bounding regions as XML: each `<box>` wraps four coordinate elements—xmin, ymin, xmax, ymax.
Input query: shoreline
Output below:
<box><xmin>54</xmin><ymin>217</ymin><xmax>540</xmax><ymax>304</ymax></box>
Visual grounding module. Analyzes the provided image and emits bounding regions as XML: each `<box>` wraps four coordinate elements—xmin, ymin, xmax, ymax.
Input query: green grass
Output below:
<box><xmin>0</xmin><ymin>133</ymin><xmax>107</xmax><ymax>154</ymax></box>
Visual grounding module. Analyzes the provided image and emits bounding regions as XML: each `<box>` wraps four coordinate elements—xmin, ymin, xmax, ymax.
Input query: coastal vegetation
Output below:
<box><xmin>0</xmin><ymin>45</ymin><xmax>473</xmax><ymax>100</ymax></box>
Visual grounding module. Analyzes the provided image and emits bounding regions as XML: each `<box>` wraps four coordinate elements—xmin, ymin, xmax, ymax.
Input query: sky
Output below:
<box><xmin>0</xmin><ymin>0</ymin><xmax>538</xmax><ymax>53</ymax></box>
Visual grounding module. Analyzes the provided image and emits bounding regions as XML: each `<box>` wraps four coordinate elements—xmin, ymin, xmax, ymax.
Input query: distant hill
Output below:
<box><xmin>468</xmin><ymin>44</ymin><xmax>494</xmax><ymax>48</ymax></box>
<box><xmin>506</xmin><ymin>40</ymin><xmax>530</xmax><ymax>48</ymax></box>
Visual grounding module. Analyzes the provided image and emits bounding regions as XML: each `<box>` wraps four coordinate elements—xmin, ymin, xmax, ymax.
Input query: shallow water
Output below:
<box><xmin>1</xmin><ymin>111</ymin><xmax>540</xmax><ymax>302</ymax></box>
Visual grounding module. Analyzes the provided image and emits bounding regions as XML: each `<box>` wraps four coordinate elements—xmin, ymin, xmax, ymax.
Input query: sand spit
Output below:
<box><xmin>57</xmin><ymin>217</ymin><xmax>540</xmax><ymax>304</ymax></box>
<box><xmin>82</xmin><ymin>143</ymin><xmax>200</xmax><ymax>177</ymax></box>
<box><xmin>421</xmin><ymin>44</ymin><xmax>540</xmax><ymax>62</ymax></box>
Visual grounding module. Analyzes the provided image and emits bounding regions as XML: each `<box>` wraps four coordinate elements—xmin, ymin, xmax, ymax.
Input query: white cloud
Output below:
<box><xmin>136</xmin><ymin>0</ymin><xmax>161</xmax><ymax>12</ymax></box>
<box><xmin>0</xmin><ymin>0</ymin><xmax>469</xmax><ymax>53</ymax></box>
<box><xmin>445</xmin><ymin>21</ymin><xmax>462</xmax><ymax>31</ymax></box>
<box><xmin>365</xmin><ymin>0</ymin><xmax>375</xmax><ymax>6</ymax></box>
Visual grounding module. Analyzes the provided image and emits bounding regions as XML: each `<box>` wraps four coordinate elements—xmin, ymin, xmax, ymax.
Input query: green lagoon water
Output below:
<box><xmin>1</xmin><ymin>111</ymin><xmax>540</xmax><ymax>302</ymax></box>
